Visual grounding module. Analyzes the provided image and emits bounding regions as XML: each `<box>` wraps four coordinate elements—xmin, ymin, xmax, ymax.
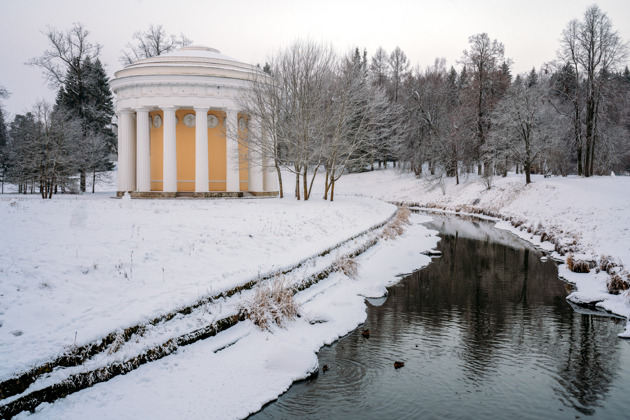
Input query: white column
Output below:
<box><xmin>248</xmin><ymin>118</ymin><xmax>263</xmax><ymax>193</ymax></box>
<box><xmin>117</xmin><ymin>110</ymin><xmax>136</xmax><ymax>193</ymax></box>
<box><xmin>136</xmin><ymin>108</ymin><xmax>151</xmax><ymax>192</ymax></box>
<box><xmin>225</xmin><ymin>109</ymin><xmax>240</xmax><ymax>192</ymax></box>
<box><xmin>194</xmin><ymin>107</ymin><xmax>209</xmax><ymax>192</ymax></box>
<box><xmin>163</xmin><ymin>107</ymin><xmax>177</xmax><ymax>193</ymax></box>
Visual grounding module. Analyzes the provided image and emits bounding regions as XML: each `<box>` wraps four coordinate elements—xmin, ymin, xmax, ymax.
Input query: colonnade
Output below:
<box><xmin>117</xmin><ymin>107</ymin><xmax>275</xmax><ymax>195</ymax></box>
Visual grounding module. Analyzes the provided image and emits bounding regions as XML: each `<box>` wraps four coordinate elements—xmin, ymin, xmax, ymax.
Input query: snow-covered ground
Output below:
<box><xmin>2</xmin><ymin>167</ymin><xmax>629</xmax><ymax>418</ymax></box>
<box><xmin>0</xmin><ymin>191</ymin><xmax>397</xmax><ymax>378</ymax></box>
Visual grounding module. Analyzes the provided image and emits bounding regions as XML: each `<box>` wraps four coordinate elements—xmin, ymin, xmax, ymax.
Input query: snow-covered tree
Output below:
<box><xmin>557</xmin><ymin>4</ymin><xmax>628</xmax><ymax>176</ymax></box>
<box><xmin>240</xmin><ymin>39</ymin><xmax>335</xmax><ymax>200</ymax></box>
<box><xmin>370</xmin><ymin>47</ymin><xmax>389</xmax><ymax>88</ymax></box>
<box><xmin>6</xmin><ymin>102</ymin><xmax>82</xmax><ymax>198</ymax></box>
<box><xmin>322</xmin><ymin>51</ymin><xmax>398</xmax><ymax>201</ymax></box>
<box><xmin>0</xmin><ymin>85</ymin><xmax>9</xmax><ymax>193</ymax></box>
<box><xmin>460</xmin><ymin>33</ymin><xmax>511</xmax><ymax>175</ymax></box>
<box><xmin>389</xmin><ymin>47</ymin><xmax>410</xmax><ymax>103</ymax></box>
<box><xmin>488</xmin><ymin>80</ymin><xmax>552</xmax><ymax>184</ymax></box>
<box><xmin>55</xmin><ymin>57</ymin><xmax>115</xmax><ymax>192</ymax></box>
<box><xmin>28</xmin><ymin>23</ymin><xmax>113</xmax><ymax>193</ymax></box>
<box><xmin>119</xmin><ymin>24</ymin><xmax>192</xmax><ymax>65</ymax></box>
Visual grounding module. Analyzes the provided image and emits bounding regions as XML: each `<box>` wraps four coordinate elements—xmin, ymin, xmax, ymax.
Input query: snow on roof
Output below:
<box><xmin>160</xmin><ymin>45</ymin><xmax>237</xmax><ymax>62</ymax></box>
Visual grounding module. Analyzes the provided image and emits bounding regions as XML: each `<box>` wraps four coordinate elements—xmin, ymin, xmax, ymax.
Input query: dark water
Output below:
<box><xmin>251</xmin><ymin>215</ymin><xmax>630</xmax><ymax>419</ymax></box>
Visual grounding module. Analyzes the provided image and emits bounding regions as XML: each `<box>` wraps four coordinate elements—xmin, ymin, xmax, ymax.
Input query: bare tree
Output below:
<box><xmin>120</xmin><ymin>24</ymin><xmax>193</xmax><ymax>65</ymax></box>
<box><xmin>27</xmin><ymin>23</ymin><xmax>102</xmax><ymax>192</ymax></box>
<box><xmin>370</xmin><ymin>47</ymin><xmax>389</xmax><ymax>88</ymax></box>
<box><xmin>557</xmin><ymin>5</ymin><xmax>628</xmax><ymax>176</ymax></box>
<box><xmin>27</xmin><ymin>23</ymin><xmax>101</xmax><ymax>89</ymax></box>
<box><xmin>7</xmin><ymin>102</ymin><xmax>82</xmax><ymax>198</ymax></box>
<box><xmin>389</xmin><ymin>46</ymin><xmax>410</xmax><ymax>103</ymax></box>
<box><xmin>237</xmin><ymin>65</ymin><xmax>285</xmax><ymax>197</ymax></box>
<box><xmin>322</xmin><ymin>53</ymin><xmax>398</xmax><ymax>201</ymax></box>
<box><xmin>276</xmin><ymin>40</ymin><xmax>336</xmax><ymax>200</ymax></box>
<box><xmin>460</xmin><ymin>33</ymin><xmax>510</xmax><ymax>175</ymax></box>
<box><xmin>488</xmin><ymin>80</ymin><xmax>552</xmax><ymax>184</ymax></box>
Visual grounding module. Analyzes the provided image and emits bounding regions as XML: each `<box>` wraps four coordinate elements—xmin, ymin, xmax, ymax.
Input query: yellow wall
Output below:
<box><xmin>175</xmin><ymin>109</ymin><xmax>196</xmax><ymax>191</ymax></box>
<box><xmin>150</xmin><ymin>111</ymin><xmax>164</xmax><ymax>191</ymax></box>
<box><xmin>209</xmin><ymin>111</ymin><xmax>227</xmax><ymax>191</ymax></box>
<box><xmin>238</xmin><ymin>113</ymin><xmax>249</xmax><ymax>192</ymax></box>
<box><xmin>149</xmin><ymin>110</ymin><xmax>249</xmax><ymax>192</ymax></box>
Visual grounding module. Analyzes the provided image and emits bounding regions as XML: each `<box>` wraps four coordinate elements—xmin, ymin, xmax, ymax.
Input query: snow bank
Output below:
<box><xmin>0</xmin><ymin>193</ymin><xmax>394</xmax><ymax>378</ymax></box>
<box><xmin>333</xmin><ymin>170</ymin><xmax>630</xmax><ymax>268</ymax></box>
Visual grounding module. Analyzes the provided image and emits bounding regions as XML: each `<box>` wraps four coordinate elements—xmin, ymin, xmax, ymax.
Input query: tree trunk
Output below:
<box><xmin>80</xmin><ymin>170</ymin><xmax>86</xmax><ymax>192</ymax></box>
<box><xmin>48</xmin><ymin>176</ymin><xmax>55</xmax><ymax>199</ymax></box>
<box><xmin>525</xmin><ymin>166</ymin><xmax>531</xmax><ymax>184</ymax></box>
<box><xmin>295</xmin><ymin>171</ymin><xmax>300</xmax><ymax>200</ymax></box>
<box><xmin>302</xmin><ymin>167</ymin><xmax>308</xmax><ymax>201</ymax></box>
<box><xmin>323</xmin><ymin>169</ymin><xmax>329</xmax><ymax>200</ymax></box>
<box><xmin>574</xmin><ymin>103</ymin><xmax>583</xmax><ymax>176</ymax></box>
<box><xmin>275</xmin><ymin>163</ymin><xmax>283</xmax><ymax>198</ymax></box>
<box><xmin>330</xmin><ymin>177</ymin><xmax>335</xmax><ymax>202</ymax></box>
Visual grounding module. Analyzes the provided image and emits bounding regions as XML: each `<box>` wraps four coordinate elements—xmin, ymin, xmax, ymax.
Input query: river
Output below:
<box><xmin>251</xmin><ymin>214</ymin><xmax>630</xmax><ymax>419</ymax></box>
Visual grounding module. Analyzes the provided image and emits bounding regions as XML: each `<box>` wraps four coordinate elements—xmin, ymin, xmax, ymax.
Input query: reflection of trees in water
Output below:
<box><xmin>372</xmin><ymin>218</ymin><xmax>621</xmax><ymax>413</ymax></box>
<box><xmin>549</xmin><ymin>310</ymin><xmax>621</xmax><ymax>414</ymax></box>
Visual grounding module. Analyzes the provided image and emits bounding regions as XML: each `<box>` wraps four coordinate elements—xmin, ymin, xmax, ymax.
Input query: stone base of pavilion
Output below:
<box><xmin>116</xmin><ymin>191</ymin><xmax>279</xmax><ymax>199</ymax></box>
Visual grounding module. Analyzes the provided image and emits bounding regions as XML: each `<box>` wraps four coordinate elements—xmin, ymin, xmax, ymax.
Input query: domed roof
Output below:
<box><xmin>112</xmin><ymin>45</ymin><xmax>263</xmax><ymax>81</ymax></box>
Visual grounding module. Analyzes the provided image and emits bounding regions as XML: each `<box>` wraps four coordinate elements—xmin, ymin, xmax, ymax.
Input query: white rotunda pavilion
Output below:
<box><xmin>110</xmin><ymin>46</ymin><xmax>277</xmax><ymax>197</ymax></box>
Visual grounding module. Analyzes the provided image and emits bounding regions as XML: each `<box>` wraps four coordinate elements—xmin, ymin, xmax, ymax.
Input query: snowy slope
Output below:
<box><xmin>13</xmin><ymin>214</ymin><xmax>439</xmax><ymax>420</ymax></box>
<box><xmin>332</xmin><ymin>169</ymin><xmax>630</xmax><ymax>268</ymax></box>
<box><xmin>0</xmin><ymin>193</ymin><xmax>395</xmax><ymax>378</ymax></box>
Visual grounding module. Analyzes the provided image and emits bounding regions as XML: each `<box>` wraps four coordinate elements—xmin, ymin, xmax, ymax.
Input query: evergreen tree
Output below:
<box><xmin>500</xmin><ymin>61</ymin><xmax>513</xmax><ymax>85</ymax></box>
<box><xmin>84</xmin><ymin>58</ymin><xmax>116</xmax><ymax>156</ymax></box>
<box><xmin>526</xmin><ymin>67</ymin><xmax>538</xmax><ymax>87</ymax></box>
<box><xmin>55</xmin><ymin>57</ymin><xmax>115</xmax><ymax>192</ymax></box>
<box><xmin>458</xmin><ymin>65</ymin><xmax>469</xmax><ymax>90</ymax></box>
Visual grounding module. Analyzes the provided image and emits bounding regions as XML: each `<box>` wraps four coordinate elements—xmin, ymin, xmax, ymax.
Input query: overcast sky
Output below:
<box><xmin>1</xmin><ymin>0</ymin><xmax>629</xmax><ymax>117</ymax></box>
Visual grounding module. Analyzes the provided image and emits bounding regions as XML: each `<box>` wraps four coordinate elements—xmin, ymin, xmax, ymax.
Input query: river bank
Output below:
<box><xmin>333</xmin><ymin>168</ymin><xmax>630</xmax><ymax>334</ymax></box>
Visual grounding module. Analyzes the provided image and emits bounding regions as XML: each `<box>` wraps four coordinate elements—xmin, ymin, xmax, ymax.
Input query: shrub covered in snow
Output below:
<box><xmin>382</xmin><ymin>206</ymin><xmax>411</xmax><ymax>240</ymax></box>
<box><xmin>333</xmin><ymin>256</ymin><xmax>359</xmax><ymax>279</ymax></box>
<box><xmin>241</xmin><ymin>277</ymin><xmax>299</xmax><ymax>331</ymax></box>
<box><xmin>566</xmin><ymin>254</ymin><xmax>592</xmax><ymax>273</ymax></box>
<box><xmin>607</xmin><ymin>274</ymin><xmax>630</xmax><ymax>295</ymax></box>
<box><xmin>599</xmin><ymin>255</ymin><xmax>618</xmax><ymax>274</ymax></box>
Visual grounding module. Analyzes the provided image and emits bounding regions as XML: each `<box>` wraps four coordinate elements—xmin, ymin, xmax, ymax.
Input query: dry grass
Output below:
<box><xmin>566</xmin><ymin>254</ymin><xmax>591</xmax><ymax>273</ymax></box>
<box><xmin>107</xmin><ymin>331</ymin><xmax>125</xmax><ymax>355</ymax></box>
<box><xmin>600</xmin><ymin>255</ymin><xmax>618</xmax><ymax>274</ymax></box>
<box><xmin>607</xmin><ymin>274</ymin><xmax>630</xmax><ymax>295</ymax></box>
<box><xmin>241</xmin><ymin>277</ymin><xmax>299</xmax><ymax>331</ymax></box>
<box><xmin>382</xmin><ymin>207</ymin><xmax>411</xmax><ymax>240</ymax></box>
<box><xmin>333</xmin><ymin>256</ymin><xmax>359</xmax><ymax>279</ymax></box>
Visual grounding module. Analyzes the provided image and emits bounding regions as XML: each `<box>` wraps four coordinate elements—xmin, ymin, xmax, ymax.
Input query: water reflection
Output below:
<box><xmin>251</xmin><ymin>215</ymin><xmax>629</xmax><ymax>419</ymax></box>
